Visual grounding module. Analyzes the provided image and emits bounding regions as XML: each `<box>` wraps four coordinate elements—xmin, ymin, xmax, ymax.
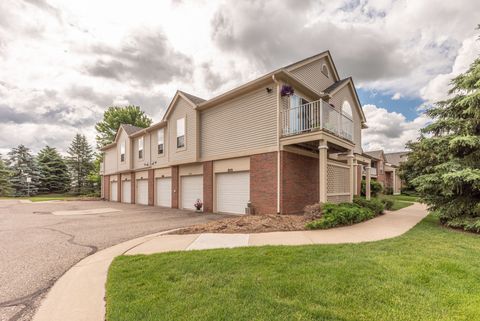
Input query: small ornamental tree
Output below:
<box><xmin>37</xmin><ymin>146</ymin><xmax>71</xmax><ymax>194</ymax></box>
<box><xmin>7</xmin><ymin>145</ymin><xmax>40</xmax><ymax>196</ymax></box>
<box><xmin>0</xmin><ymin>155</ymin><xmax>13</xmax><ymax>196</ymax></box>
<box><xmin>402</xmin><ymin>55</ymin><xmax>480</xmax><ymax>231</ymax></box>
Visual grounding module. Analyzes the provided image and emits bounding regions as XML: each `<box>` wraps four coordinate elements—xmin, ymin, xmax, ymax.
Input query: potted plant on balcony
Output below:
<box><xmin>280</xmin><ymin>85</ymin><xmax>294</xmax><ymax>97</ymax></box>
<box><xmin>194</xmin><ymin>199</ymin><xmax>203</xmax><ymax>212</ymax></box>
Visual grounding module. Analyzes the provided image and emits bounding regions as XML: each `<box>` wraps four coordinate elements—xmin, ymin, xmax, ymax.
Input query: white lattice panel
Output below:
<box><xmin>327</xmin><ymin>162</ymin><xmax>350</xmax><ymax>194</ymax></box>
<box><xmin>327</xmin><ymin>195</ymin><xmax>351</xmax><ymax>203</ymax></box>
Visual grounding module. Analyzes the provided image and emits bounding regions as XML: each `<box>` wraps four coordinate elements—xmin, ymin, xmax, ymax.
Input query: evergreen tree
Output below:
<box><xmin>95</xmin><ymin>106</ymin><xmax>152</xmax><ymax>149</ymax></box>
<box><xmin>402</xmin><ymin>55</ymin><xmax>480</xmax><ymax>232</ymax></box>
<box><xmin>37</xmin><ymin>146</ymin><xmax>71</xmax><ymax>194</ymax></box>
<box><xmin>6</xmin><ymin>145</ymin><xmax>40</xmax><ymax>196</ymax></box>
<box><xmin>67</xmin><ymin>134</ymin><xmax>94</xmax><ymax>195</ymax></box>
<box><xmin>0</xmin><ymin>154</ymin><xmax>13</xmax><ymax>196</ymax></box>
<box><xmin>86</xmin><ymin>153</ymin><xmax>102</xmax><ymax>196</ymax></box>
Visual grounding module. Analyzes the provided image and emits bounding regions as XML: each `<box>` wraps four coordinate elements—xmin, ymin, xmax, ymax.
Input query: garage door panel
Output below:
<box><xmin>156</xmin><ymin>178</ymin><xmax>172</xmax><ymax>207</ymax></box>
<box><xmin>110</xmin><ymin>182</ymin><xmax>118</xmax><ymax>202</ymax></box>
<box><xmin>181</xmin><ymin>175</ymin><xmax>203</xmax><ymax>211</ymax></box>
<box><xmin>216</xmin><ymin>172</ymin><xmax>249</xmax><ymax>214</ymax></box>
<box><xmin>137</xmin><ymin>180</ymin><xmax>148</xmax><ymax>205</ymax></box>
<box><xmin>122</xmin><ymin>181</ymin><xmax>131</xmax><ymax>203</ymax></box>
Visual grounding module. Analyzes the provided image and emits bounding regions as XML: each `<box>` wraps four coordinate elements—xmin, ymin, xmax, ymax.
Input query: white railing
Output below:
<box><xmin>370</xmin><ymin>167</ymin><xmax>377</xmax><ymax>176</ymax></box>
<box><xmin>281</xmin><ymin>99</ymin><xmax>353</xmax><ymax>141</ymax></box>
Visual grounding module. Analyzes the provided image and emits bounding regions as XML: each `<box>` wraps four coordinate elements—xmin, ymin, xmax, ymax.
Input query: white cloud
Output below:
<box><xmin>362</xmin><ymin>104</ymin><xmax>431</xmax><ymax>152</ymax></box>
<box><xmin>391</xmin><ymin>92</ymin><xmax>401</xmax><ymax>100</ymax></box>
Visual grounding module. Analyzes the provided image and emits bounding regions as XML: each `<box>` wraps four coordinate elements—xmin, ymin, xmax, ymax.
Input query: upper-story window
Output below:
<box><xmin>157</xmin><ymin>129</ymin><xmax>164</xmax><ymax>155</ymax></box>
<box><xmin>120</xmin><ymin>141</ymin><xmax>125</xmax><ymax>162</ymax></box>
<box><xmin>138</xmin><ymin>137</ymin><xmax>144</xmax><ymax>159</ymax></box>
<box><xmin>289</xmin><ymin>94</ymin><xmax>308</xmax><ymax>109</ymax></box>
<box><xmin>321</xmin><ymin>64</ymin><xmax>329</xmax><ymax>78</ymax></box>
<box><xmin>342</xmin><ymin>101</ymin><xmax>353</xmax><ymax>119</ymax></box>
<box><xmin>176</xmin><ymin>118</ymin><xmax>185</xmax><ymax>148</ymax></box>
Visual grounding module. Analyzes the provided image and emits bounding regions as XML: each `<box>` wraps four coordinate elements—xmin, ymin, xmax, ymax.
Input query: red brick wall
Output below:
<box><xmin>117</xmin><ymin>175</ymin><xmax>122</xmax><ymax>202</ymax></box>
<box><xmin>148</xmin><ymin>169</ymin><xmax>155</xmax><ymax>206</ymax></box>
<box><xmin>171</xmin><ymin>166</ymin><xmax>179</xmax><ymax>208</ymax></box>
<box><xmin>203</xmin><ymin>161</ymin><xmax>213</xmax><ymax>213</ymax></box>
<box><xmin>103</xmin><ymin>175</ymin><xmax>110</xmax><ymax>200</ymax></box>
<box><xmin>130</xmin><ymin>174</ymin><xmax>135</xmax><ymax>204</ymax></box>
<box><xmin>281</xmin><ymin>151</ymin><xmax>319</xmax><ymax>214</ymax></box>
<box><xmin>250</xmin><ymin>152</ymin><xmax>278</xmax><ymax>214</ymax></box>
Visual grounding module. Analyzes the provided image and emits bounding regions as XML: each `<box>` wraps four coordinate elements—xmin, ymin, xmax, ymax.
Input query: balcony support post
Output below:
<box><xmin>347</xmin><ymin>150</ymin><xmax>355</xmax><ymax>202</ymax></box>
<box><xmin>318</xmin><ymin>140</ymin><xmax>328</xmax><ymax>203</ymax></box>
<box><xmin>365</xmin><ymin>165</ymin><xmax>371</xmax><ymax>200</ymax></box>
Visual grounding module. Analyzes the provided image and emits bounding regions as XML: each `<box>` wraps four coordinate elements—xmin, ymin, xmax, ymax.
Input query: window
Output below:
<box><xmin>157</xmin><ymin>129</ymin><xmax>164</xmax><ymax>155</ymax></box>
<box><xmin>341</xmin><ymin>101</ymin><xmax>353</xmax><ymax>119</ymax></box>
<box><xmin>138</xmin><ymin>137</ymin><xmax>144</xmax><ymax>159</ymax></box>
<box><xmin>120</xmin><ymin>141</ymin><xmax>125</xmax><ymax>162</ymax></box>
<box><xmin>176</xmin><ymin>118</ymin><xmax>185</xmax><ymax>148</ymax></box>
<box><xmin>321</xmin><ymin>64</ymin><xmax>329</xmax><ymax>78</ymax></box>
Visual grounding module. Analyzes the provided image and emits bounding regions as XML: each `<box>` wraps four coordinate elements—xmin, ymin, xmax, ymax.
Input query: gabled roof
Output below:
<box><xmin>324</xmin><ymin>78</ymin><xmax>350</xmax><ymax>95</ymax></box>
<box><xmin>284</xmin><ymin>50</ymin><xmax>340</xmax><ymax>82</ymax></box>
<box><xmin>178</xmin><ymin>91</ymin><xmax>206</xmax><ymax>105</ymax></box>
<box><xmin>162</xmin><ymin>90</ymin><xmax>204</xmax><ymax>121</ymax></box>
<box><xmin>364</xmin><ymin>150</ymin><xmax>384</xmax><ymax>160</ymax></box>
<box><xmin>120</xmin><ymin>124</ymin><xmax>144</xmax><ymax>136</ymax></box>
<box><xmin>385</xmin><ymin>151</ymin><xmax>409</xmax><ymax>166</ymax></box>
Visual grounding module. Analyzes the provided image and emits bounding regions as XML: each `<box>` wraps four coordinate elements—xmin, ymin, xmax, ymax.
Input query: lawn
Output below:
<box><xmin>106</xmin><ymin>216</ymin><xmax>480</xmax><ymax>321</ymax></box>
<box><xmin>0</xmin><ymin>193</ymin><xmax>96</xmax><ymax>202</ymax></box>
<box><xmin>382</xmin><ymin>194</ymin><xmax>418</xmax><ymax>211</ymax></box>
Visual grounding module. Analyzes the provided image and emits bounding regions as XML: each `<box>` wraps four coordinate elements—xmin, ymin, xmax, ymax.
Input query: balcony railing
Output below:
<box><xmin>361</xmin><ymin>166</ymin><xmax>377</xmax><ymax>176</ymax></box>
<box><xmin>281</xmin><ymin>99</ymin><xmax>353</xmax><ymax>141</ymax></box>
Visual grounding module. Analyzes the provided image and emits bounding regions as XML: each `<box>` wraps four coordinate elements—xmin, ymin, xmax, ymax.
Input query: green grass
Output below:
<box><xmin>106</xmin><ymin>216</ymin><xmax>480</xmax><ymax>321</ymax></box>
<box><xmin>390</xmin><ymin>200</ymin><xmax>414</xmax><ymax>211</ymax></box>
<box><xmin>0</xmin><ymin>193</ymin><xmax>92</xmax><ymax>202</ymax></box>
<box><xmin>389</xmin><ymin>194</ymin><xmax>420</xmax><ymax>202</ymax></box>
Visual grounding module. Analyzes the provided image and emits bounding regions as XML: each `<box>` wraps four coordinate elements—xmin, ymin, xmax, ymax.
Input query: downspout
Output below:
<box><xmin>272</xmin><ymin>74</ymin><xmax>281</xmax><ymax>214</ymax></box>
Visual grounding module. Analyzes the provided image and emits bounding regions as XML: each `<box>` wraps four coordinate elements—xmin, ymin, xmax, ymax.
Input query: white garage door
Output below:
<box><xmin>122</xmin><ymin>180</ymin><xmax>131</xmax><ymax>203</ymax></box>
<box><xmin>110</xmin><ymin>181</ymin><xmax>118</xmax><ymax>202</ymax></box>
<box><xmin>137</xmin><ymin>179</ymin><xmax>148</xmax><ymax>205</ymax></box>
<box><xmin>216</xmin><ymin>171</ymin><xmax>250</xmax><ymax>214</ymax></box>
<box><xmin>181</xmin><ymin>175</ymin><xmax>203</xmax><ymax>210</ymax></box>
<box><xmin>156</xmin><ymin>178</ymin><xmax>171</xmax><ymax>207</ymax></box>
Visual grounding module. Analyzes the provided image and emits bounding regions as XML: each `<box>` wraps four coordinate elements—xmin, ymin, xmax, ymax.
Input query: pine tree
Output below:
<box><xmin>0</xmin><ymin>154</ymin><xmax>13</xmax><ymax>196</ymax></box>
<box><xmin>7</xmin><ymin>145</ymin><xmax>40</xmax><ymax>196</ymax></box>
<box><xmin>67</xmin><ymin>134</ymin><xmax>94</xmax><ymax>195</ymax></box>
<box><xmin>402</xmin><ymin>55</ymin><xmax>480</xmax><ymax>232</ymax></box>
<box><xmin>37</xmin><ymin>146</ymin><xmax>71</xmax><ymax>194</ymax></box>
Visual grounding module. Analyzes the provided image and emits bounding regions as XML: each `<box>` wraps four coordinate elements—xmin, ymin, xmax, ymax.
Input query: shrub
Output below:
<box><xmin>384</xmin><ymin>186</ymin><xmax>393</xmax><ymax>195</ymax></box>
<box><xmin>380</xmin><ymin>198</ymin><xmax>394</xmax><ymax>210</ymax></box>
<box><xmin>361</xmin><ymin>179</ymin><xmax>383</xmax><ymax>197</ymax></box>
<box><xmin>306</xmin><ymin>203</ymin><xmax>374</xmax><ymax>229</ymax></box>
<box><xmin>444</xmin><ymin>217</ymin><xmax>480</xmax><ymax>233</ymax></box>
<box><xmin>304</xmin><ymin>203</ymin><xmax>323</xmax><ymax>219</ymax></box>
<box><xmin>353</xmin><ymin>196</ymin><xmax>385</xmax><ymax>215</ymax></box>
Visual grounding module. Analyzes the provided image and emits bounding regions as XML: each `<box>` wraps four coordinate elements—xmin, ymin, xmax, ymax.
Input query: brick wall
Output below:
<box><xmin>130</xmin><ymin>174</ymin><xmax>135</xmax><ymax>204</ymax></box>
<box><xmin>148</xmin><ymin>169</ymin><xmax>155</xmax><ymax>206</ymax></box>
<box><xmin>171</xmin><ymin>166</ymin><xmax>179</xmax><ymax>208</ymax></box>
<box><xmin>281</xmin><ymin>151</ymin><xmax>319</xmax><ymax>214</ymax></box>
<box><xmin>117</xmin><ymin>175</ymin><xmax>122</xmax><ymax>202</ymax></box>
<box><xmin>203</xmin><ymin>161</ymin><xmax>213</xmax><ymax>213</ymax></box>
<box><xmin>103</xmin><ymin>175</ymin><xmax>110</xmax><ymax>200</ymax></box>
<box><xmin>250</xmin><ymin>152</ymin><xmax>278</xmax><ymax>214</ymax></box>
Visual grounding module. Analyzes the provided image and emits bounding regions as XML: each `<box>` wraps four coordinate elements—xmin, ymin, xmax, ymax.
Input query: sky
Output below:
<box><xmin>0</xmin><ymin>0</ymin><xmax>479</xmax><ymax>155</ymax></box>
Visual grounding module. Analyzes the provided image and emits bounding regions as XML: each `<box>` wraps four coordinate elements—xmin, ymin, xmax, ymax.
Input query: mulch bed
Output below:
<box><xmin>171</xmin><ymin>214</ymin><xmax>311</xmax><ymax>234</ymax></box>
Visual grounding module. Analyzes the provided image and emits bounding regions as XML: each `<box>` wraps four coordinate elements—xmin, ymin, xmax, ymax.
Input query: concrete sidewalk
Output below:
<box><xmin>33</xmin><ymin>203</ymin><xmax>428</xmax><ymax>321</ymax></box>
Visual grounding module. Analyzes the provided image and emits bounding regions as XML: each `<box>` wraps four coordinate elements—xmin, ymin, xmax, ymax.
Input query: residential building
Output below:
<box><xmin>100</xmin><ymin>51</ymin><xmax>375</xmax><ymax>215</ymax></box>
<box><xmin>363</xmin><ymin>150</ymin><xmax>406</xmax><ymax>194</ymax></box>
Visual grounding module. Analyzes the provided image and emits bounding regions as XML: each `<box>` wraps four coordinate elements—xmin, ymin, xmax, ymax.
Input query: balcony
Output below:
<box><xmin>281</xmin><ymin>99</ymin><xmax>353</xmax><ymax>141</ymax></box>
<box><xmin>362</xmin><ymin>167</ymin><xmax>377</xmax><ymax>176</ymax></box>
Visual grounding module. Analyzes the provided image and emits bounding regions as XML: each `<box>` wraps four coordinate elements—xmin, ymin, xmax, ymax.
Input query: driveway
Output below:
<box><xmin>0</xmin><ymin>200</ymin><xmax>226</xmax><ymax>321</ymax></box>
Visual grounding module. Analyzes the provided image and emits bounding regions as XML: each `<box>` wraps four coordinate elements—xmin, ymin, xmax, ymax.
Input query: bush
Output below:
<box><xmin>380</xmin><ymin>198</ymin><xmax>394</xmax><ymax>210</ymax></box>
<box><xmin>361</xmin><ymin>179</ymin><xmax>383</xmax><ymax>197</ymax></box>
<box><xmin>304</xmin><ymin>203</ymin><xmax>323</xmax><ymax>219</ymax></box>
<box><xmin>444</xmin><ymin>217</ymin><xmax>480</xmax><ymax>233</ymax></box>
<box><xmin>384</xmin><ymin>186</ymin><xmax>393</xmax><ymax>195</ymax></box>
<box><xmin>306</xmin><ymin>203</ymin><xmax>374</xmax><ymax>229</ymax></box>
<box><xmin>353</xmin><ymin>196</ymin><xmax>385</xmax><ymax>215</ymax></box>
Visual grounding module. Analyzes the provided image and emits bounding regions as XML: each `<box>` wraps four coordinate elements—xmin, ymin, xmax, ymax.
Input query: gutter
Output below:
<box><xmin>272</xmin><ymin>74</ymin><xmax>281</xmax><ymax>214</ymax></box>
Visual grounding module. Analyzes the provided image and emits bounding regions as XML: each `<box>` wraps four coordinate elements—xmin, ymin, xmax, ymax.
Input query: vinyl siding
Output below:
<box><xmin>104</xmin><ymin>147</ymin><xmax>117</xmax><ymax>175</ymax></box>
<box><xmin>329</xmin><ymin>85</ymin><xmax>362</xmax><ymax>154</ymax></box>
<box><xmin>132</xmin><ymin>133</ymin><xmax>151</xmax><ymax>170</ymax></box>
<box><xmin>116</xmin><ymin>129</ymin><xmax>131</xmax><ymax>172</ymax></box>
<box><xmin>200</xmin><ymin>85</ymin><xmax>277</xmax><ymax>158</ymax></box>
<box><xmin>167</xmin><ymin>98</ymin><xmax>198</xmax><ymax>164</ymax></box>
<box><xmin>290</xmin><ymin>57</ymin><xmax>335</xmax><ymax>93</ymax></box>
<box><xmin>150</xmin><ymin>127</ymin><xmax>169</xmax><ymax>167</ymax></box>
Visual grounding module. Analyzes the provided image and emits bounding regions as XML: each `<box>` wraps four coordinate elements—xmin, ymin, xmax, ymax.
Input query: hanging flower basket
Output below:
<box><xmin>280</xmin><ymin>85</ymin><xmax>294</xmax><ymax>97</ymax></box>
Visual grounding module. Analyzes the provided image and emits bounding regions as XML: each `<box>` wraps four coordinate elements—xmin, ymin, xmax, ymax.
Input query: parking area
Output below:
<box><xmin>0</xmin><ymin>200</ymin><xmax>226</xmax><ymax>321</ymax></box>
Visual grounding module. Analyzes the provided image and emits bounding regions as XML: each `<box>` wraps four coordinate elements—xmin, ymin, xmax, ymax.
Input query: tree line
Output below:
<box><xmin>0</xmin><ymin>134</ymin><xmax>99</xmax><ymax>197</ymax></box>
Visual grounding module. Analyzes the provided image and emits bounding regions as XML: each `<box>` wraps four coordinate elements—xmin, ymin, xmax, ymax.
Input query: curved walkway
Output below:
<box><xmin>33</xmin><ymin>203</ymin><xmax>427</xmax><ymax>321</ymax></box>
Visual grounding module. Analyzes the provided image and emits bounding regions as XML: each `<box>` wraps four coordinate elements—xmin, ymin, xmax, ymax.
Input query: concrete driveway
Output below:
<box><xmin>0</xmin><ymin>200</ymin><xmax>226</xmax><ymax>321</ymax></box>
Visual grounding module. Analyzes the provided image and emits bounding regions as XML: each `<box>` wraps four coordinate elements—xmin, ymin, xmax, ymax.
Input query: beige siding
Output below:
<box><xmin>200</xmin><ymin>85</ymin><xmax>277</xmax><ymax>159</ymax></box>
<box><xmin>132</xmin><ymin>133</ymin><xmax>151</xmax><ymax>170</ymax></box>
<box><xmin>167</xmin><ymin>98</ymin><xmax>198</xmax><ymax>164</ymax></box>
<box><xmin>150</xmin><ymin>127</ymin><xmax>169</xmax><ymax>167</ymax></box>
<box><xmin>290</xmin><ymin>57</ymin><xmax>335</xmax><ymax>93</ymax></box>
<box><xmin>104</xmin><ymin>147</ymin><xmax>117</xmax><ymax>175</ymax></box>
<box><xmin>116</xmin><ymin>129</ymin><xmax>131</xmax><ymax>172</ymax></box>
<box><xmin>329</xmin><ymin>85</ymin><xmax>363</xmax><ymax>154</ymax></box>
